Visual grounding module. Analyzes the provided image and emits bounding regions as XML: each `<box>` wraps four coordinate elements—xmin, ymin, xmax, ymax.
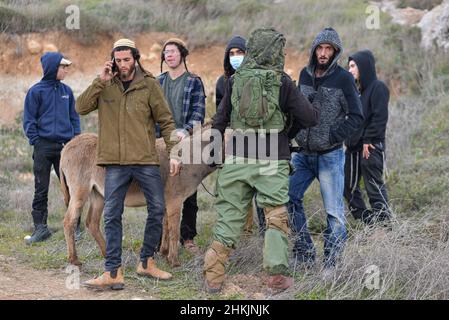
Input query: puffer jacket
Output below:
<box><xmin>296</xmin><ymin>27</ymin><xmax>363</xmax><ymax>153</ymax></box>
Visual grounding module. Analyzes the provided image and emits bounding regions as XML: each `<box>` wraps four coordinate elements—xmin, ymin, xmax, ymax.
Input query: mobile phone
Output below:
<box><xmin>111</xmin><ymin>58</ymin><xmax>118</xmax><ymax>74</ymax></box>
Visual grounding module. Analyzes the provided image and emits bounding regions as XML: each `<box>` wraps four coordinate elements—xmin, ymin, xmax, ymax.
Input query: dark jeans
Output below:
<box><xmin>31</xmin><ymin>138</ymin><xmax>63</xmax><ymax>226</ymax></box>
<box><xmin>103</xmin><ymin>165</ymin><xmax>165</xmax><ymax>272</ymax></box>
<box><xmin>181</xmin><ymin>191</ymin><xmax>198</xmax><ymax>243</ymax></box>
<box><xmin>344</xmin><ymin>143</ymin><xmax>391</xmax><ymax>224</ymax></box>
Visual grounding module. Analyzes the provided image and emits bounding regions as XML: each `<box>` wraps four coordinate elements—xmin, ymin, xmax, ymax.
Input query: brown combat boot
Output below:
<box><xmin>203</xmin><ymin>240</ymin><xmax>232</xmax><ymax>294</ymax></box>
<box><xmin>83</xmin><ymin>267</ymin><xmax>124</xmax><ymax>290</ymax></box>
<box><xmin>137</xmin><ymin>257</ymin><xmax>172</xmax><ymax>280</ymax></box>
<box><xmin>267</xmin><ymin>274</ymin><xmax>294</xmax><ymax>291</ymax></box>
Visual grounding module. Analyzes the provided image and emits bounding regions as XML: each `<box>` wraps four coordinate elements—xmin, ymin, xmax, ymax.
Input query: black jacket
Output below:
<box><xmin>215</xmin><ymin>36</ymin><xmax>247</xmax><ymax>110</ymax></box>
<box><xmin>345</xmin><ymin>50</ymin><xmax>389</xmax><ymax>152</ymax></box>
<box><xmin>213</xmin><ymin>74</ymin><xmax>319</xmax><ymax>160</ymax></box>
<box><xmin>296</xmin><ymin>28</ymin><xmax>364</xmax><ymax>154</ymax></box>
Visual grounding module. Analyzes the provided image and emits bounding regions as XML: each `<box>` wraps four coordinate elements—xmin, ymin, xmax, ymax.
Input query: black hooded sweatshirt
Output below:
<box><xmin>345</xmin><ymin>50</ymin><xmax>389</xmax><ymax>152</ymax></box>
<box><xmin>215</xmin><ymin>36</ymin><xmax>246</xmax><ymax>110</ymax></box>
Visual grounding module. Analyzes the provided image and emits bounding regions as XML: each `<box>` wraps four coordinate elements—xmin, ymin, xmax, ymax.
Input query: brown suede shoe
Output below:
<box><xmin>267</xmin><ymin>274</ymin><xmax>293</xmax><ymax>291</ymax></box>
<box><xmin>83</xmin><ymin>267</ymin><xmax>124</xmax><ymax>290</ymax></box>
<box><xmin>183</xmin><ymin>239</ymin><xmax>200</xmax><ymax>255</ymax></box>
<box><xmin>137</xmin><ymin>257</ymin><xmax>172</xmax><ymax>280</ymax></box>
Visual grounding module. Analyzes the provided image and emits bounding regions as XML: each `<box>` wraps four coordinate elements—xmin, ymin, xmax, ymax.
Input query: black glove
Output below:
<box><xmin>289</xmin><ymin>143</ymin><xmax>301</xmax><ymax>154</ymax></box>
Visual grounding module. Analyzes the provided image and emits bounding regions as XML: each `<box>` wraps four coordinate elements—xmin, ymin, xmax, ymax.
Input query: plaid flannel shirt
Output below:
<box><xmin>157</xmin><ymin>72</ymin><xmax>206</xmax><ymax>134</ymax></box>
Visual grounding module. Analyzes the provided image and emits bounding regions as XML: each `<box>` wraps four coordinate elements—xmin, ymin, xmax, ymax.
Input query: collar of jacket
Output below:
<box><xmin>111</xmin><ymin>66</ymin><xmax>154</xmax><ymax>92</ymax></box>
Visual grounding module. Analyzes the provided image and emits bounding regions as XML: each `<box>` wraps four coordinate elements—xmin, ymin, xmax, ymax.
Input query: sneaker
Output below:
<box><xmin>25</xmin><ymin>224</ymin><xmax>51</xmax><ymax>245</ymax></box>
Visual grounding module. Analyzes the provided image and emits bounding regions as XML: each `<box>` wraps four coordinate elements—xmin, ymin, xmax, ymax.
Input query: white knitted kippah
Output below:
<box><xmin>113</xmin><ymin>38</ymin><xmax>136</xmax><ymax>49</ymax></box>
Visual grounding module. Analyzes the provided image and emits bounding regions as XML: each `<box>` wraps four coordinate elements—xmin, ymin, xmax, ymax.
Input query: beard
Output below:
<box><xmin>316</xmin><ymin>59</ymin><xmax>332</xmax><ymax>71</ymax></box>
<box><xmin>119</xmin><ymin>63</ymin><xmax>135</xmax><ymax>80</ymax></box>
<box><xmin>316</xmin><ymin>52</ymin><xmax>335</xmax><ymax>72</ymax></box>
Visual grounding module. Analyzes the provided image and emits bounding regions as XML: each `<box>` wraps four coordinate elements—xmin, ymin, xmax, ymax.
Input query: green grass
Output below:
<box><xmin>295</xmin><ymin>287</ymin><xmax>328</xmax><ymax>300</ymax></box>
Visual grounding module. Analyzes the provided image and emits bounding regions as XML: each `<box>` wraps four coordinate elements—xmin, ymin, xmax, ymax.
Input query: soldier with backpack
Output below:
<box><xmin>203</xmin><ymin>28</ymin><xmax>319</xmax><ymax>293</ymax></box>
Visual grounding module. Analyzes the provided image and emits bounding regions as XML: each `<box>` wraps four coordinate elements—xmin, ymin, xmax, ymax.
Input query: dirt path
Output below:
<box><xmin>0</xmin><ymin>255</ymin><xmax>154</xmax><ymax>300</ymax></box>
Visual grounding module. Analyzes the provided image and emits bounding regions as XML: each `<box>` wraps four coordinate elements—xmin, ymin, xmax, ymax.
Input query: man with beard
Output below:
<box><xmin>289</xmin><ymin>28</ymin><xmax>364</xmax><ymax>273</ymax></box>
<box><xmin>77</xmin><ymin>39</ymin><xmax>181</xmax><ymax>290</ymax></box>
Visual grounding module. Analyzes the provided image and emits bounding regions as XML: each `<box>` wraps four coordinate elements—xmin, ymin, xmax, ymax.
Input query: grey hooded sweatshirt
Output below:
<box><xmin>296</xmin><ymin>27</ymin><xmax>364</xmax><ymax>153</ymax></box>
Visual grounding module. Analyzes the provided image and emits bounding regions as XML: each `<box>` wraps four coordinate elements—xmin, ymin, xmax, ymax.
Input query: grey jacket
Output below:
<box><xmin>296</xmin><ymin>27</ymin><xmax>364</xmax><ymax>153</ymax></box>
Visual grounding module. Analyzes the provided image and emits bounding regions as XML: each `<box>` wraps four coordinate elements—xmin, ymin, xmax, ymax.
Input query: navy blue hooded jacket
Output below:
<box><xmin>23</xmin><ymin>52</ymin><xmax>80</xmax><ymax>145</ymax></box>
<box><xmin>345</xmin><ymin>50</ymin><xmax>389</xmax><ymax>152</ymax></box>
<box><xmin>296</xmin><ymin>27</ymin><xmax>364</xmax><ymax>153</ymax></box>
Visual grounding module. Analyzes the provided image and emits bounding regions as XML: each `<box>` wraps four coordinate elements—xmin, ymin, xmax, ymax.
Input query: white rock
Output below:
<box><xmin>27</xmin><ymin>40</ymin><xmax>42</xmax><ymax>54</ymax></box>
<box><xmin>418</xmin><ymin>0</ymin><xmax>449</xmax><ymax>50</ymax></box>
<box><xmin>150</xmin><ymin>43</ymin><xmax>162</xmax><ymax>53</ymax></box>
<box><xmin>148</xmin><ymin>52</ymin><xmax>158</xmax><ymax>61</ymax></box>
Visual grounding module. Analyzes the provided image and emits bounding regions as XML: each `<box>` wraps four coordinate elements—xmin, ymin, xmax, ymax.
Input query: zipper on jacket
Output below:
<box><xmin>54</xmin><ymin>85</ymin><xmax>57</xmax><ymax>140</ymax></box>
<box><xmin>306</xmin><ymin>128</ymin><xmax>311</xmax><ymax>152</ymax></box>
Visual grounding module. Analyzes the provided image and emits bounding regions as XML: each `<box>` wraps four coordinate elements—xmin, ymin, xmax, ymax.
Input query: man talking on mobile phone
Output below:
<box><xmin>76</xmin><ymin>38</ymin><xmax>180</xmax><ymax>290</ymax></box>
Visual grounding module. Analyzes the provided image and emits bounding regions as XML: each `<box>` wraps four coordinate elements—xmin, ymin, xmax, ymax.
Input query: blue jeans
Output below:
<box><xmin>104</xmin><ymin>165</ymin><xmax>165</xmax><ymax>272</ymax></box>
<box><xmin>288</xmin><ymin>148</ymin><xmax>347</xmax><ymax>268</ymax></box>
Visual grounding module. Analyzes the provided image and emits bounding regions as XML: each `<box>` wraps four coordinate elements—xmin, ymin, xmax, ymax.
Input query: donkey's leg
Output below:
<box><xmin>160</xmin><ymin>214</ymin><xmax>170</xmax><ymax>256</ymax></box>
<box><xmin>64</xmin><ymin>189</ymin><xmax>89</xmax><ymax>268</ymax></box>
<box><xmin>85</xmin><ymin>188</ymin><xmax>106</xmax><ymax>257</ymax></box>
<box><xmin>166</xmin><ymin>198</ymin><xmax>183</xmax><ymax>267</ymax></box>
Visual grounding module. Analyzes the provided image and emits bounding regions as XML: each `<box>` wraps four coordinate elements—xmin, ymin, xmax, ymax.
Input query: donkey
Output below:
<box><xmin>59</xmin><ymin>122</ymin><xmax>217</xmax><ymax>268</ymax></box>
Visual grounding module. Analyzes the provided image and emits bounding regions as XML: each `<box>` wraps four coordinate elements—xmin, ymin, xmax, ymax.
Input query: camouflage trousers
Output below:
<box><xmin>212</xmin><ymin>156</ymin><xmax>290</xmax><ymax>275</ymax></box>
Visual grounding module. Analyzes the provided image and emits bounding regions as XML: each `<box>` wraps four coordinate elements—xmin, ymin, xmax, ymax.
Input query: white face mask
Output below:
<box><xmin>230</xmin><ymin>55</ymin><xmax>244</xmax><ymax>70</ymax></box>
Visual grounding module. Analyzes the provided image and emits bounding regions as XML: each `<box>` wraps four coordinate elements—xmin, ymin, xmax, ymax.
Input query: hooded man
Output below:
<box><xmin>344</xmin><ymin>49</ymin><xmax>391</xmax><ymax>225</ymax></box>
<box><xmin>204</xmin><ymin>28</ymin><xmax>319</xmax><ymax>293</ymax></box>
<box><xmin>289</xmin><ymin>27</ymin><xmax>364</xmax><ymax>271</ymax></box>
<box><xmin>77</xmin><ymin>39</ymin><xmax>180</xmax><ymax>290</ymax></box>
<box><xmin>215</xmin><ymin>35</ymin><xmax>266</xmax><ymax>236</ymax></box>
<box><xmin>215</xmin><ymin>35</ymin><xmax>247</xmax><ymax>109</ymax></box>
<box><xmin>23</xmin><ymin>52</ymin><xmax>81</xmax><ymax>245</ymax></box>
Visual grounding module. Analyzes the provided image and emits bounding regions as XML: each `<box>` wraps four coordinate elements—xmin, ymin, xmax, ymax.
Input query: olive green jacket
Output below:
<box><xmin>76</xmin><ymin>67</ymin><xmax>177</xmax><ymax>166</ymax></box>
